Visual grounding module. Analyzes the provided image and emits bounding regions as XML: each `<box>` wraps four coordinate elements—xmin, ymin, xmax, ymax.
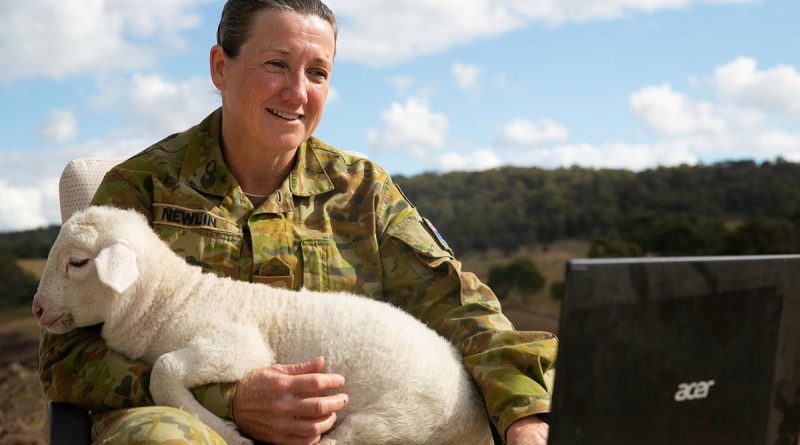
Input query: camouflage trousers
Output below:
<box><xmin>91</xmin><ymin>406</ymin><xmax>228</xmax><ymax>444</ymax></box>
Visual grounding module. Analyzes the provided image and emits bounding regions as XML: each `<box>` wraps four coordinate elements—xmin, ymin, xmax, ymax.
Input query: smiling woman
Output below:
<box><xmin>210</xmin><ymin>8</ymin><xmax>336</xmax><ymax>203</ymax></box>
<box><xmin>37</xmin><ymin>1</ymin><xmax>557</xmax><ymax>444</ymax></box>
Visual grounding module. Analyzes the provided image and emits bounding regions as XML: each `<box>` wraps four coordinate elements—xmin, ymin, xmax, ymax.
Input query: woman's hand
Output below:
<box><xmin>506</xmin><ymin>415</ymin><xmax>549</xmax><ymax>445</ymax></box>
<box><xmin>233</xmin><ymin>356</ymin><xmax>349</xmax><ymax>445</ymax></box>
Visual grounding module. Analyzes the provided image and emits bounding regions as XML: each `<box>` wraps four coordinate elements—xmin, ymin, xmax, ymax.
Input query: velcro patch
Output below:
<box><xmin>153</xmin><ymin>204</ymin><xmax>238</xmax><ymax>234</ymax></box>
<box><xmin>422</xmin><ymin>217</ymin><xmax>453</xmax><ymax>254</ymax></box>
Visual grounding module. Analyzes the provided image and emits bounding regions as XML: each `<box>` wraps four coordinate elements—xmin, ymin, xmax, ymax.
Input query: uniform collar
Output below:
<box><xmin>179</xmin><ymin>108</ymin><xmax>235</xmax><ymax>198</ymax></box>
<box><xmin>180</xmin><ymin>109</ymin><xmax>334</xmax><ymax>199</ymax></box>
<box><xmin>290</xmin><ymin>138</ymin><xmax>335</xmax><ymax>197</ymax></box>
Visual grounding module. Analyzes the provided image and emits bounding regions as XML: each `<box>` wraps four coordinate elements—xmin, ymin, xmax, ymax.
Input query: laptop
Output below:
<box><xmin>548</xmin><ymin>255</ymin><xmax>800</xmax><ymax>445</ymax></box>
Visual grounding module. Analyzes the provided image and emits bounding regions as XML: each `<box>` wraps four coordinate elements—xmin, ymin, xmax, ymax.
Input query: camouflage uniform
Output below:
<box><xmin>39</xmin><ymin>108</ymin><xmax>557</xmax><ymax>443</ymax></box>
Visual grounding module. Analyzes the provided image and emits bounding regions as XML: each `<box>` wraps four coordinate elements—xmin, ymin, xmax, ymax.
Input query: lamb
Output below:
<box><xmin>32</xmin><ymin>206</ymin><xmax>493</xmax><ymax>445</ymax></box>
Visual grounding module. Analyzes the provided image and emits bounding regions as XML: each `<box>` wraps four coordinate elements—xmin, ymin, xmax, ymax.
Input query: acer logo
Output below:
<box><xmin>674</xmin><ymin>380</ymin><xmax>715</xmax><ymax>401</ymax></box>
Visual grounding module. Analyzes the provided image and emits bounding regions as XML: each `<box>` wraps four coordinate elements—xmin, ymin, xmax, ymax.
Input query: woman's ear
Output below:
<box><xmin>210</xmin><ymin>44</ymin><xmax>227</xmax><ymax>92</ymax></box>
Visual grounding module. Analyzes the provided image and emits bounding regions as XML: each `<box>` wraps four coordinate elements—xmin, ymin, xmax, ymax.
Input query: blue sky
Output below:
<box><xmin>1</xmin><ymin>0</ymin><xmax>799</xmax><ymax>231</ymax></box>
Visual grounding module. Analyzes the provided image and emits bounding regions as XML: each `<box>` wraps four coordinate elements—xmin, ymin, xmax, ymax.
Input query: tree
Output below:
<box><xmin>0</xmin><ymin>250</ymin><xmax>39</xmax><ymax>306</ymax></box>
<box><xmin>588</xmin><ymin>235</ymin><xmax>642</xmax><ymax>258</ymax></box>
<box><xmin>487</xmin><ymin>257</ymin><xmax>545</xmax><ymax>303</ymax></box>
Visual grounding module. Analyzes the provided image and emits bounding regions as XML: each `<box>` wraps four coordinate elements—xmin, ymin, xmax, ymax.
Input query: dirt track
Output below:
<box><xmin>0</xmin><ymin>312</ymin><xmax>47</xmax><ymax>444</ymax></box>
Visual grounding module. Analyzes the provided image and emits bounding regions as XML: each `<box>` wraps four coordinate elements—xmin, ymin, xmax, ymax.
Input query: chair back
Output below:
<box><xmin>58</xmin><ymin>157</ymin><xmax>126</xmax><ymax>223</ymax></box>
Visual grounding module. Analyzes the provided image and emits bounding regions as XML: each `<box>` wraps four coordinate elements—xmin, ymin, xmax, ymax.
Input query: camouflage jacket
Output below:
<box><xmin>39</xmin><ymin>108</ymin><xmax>557</xmax><ymax>437</ymax></box>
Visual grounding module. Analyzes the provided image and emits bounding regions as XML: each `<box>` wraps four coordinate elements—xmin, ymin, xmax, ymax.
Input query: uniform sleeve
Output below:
<box><xmin>376</xmin><ymin>178</ymin><xmax>558</xmax><ymax>439</ymax></box>
<box><xmin>38</xmin><ymin>169</ymin><xmax>235</xmax><ymax>419</ymax></box>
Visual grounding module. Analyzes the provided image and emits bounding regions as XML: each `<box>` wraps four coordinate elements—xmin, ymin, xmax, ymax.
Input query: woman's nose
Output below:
<box><xmin>282</xmin><ymin>73</ymin><xmax>308</xmax><ymax>105</ymax></box>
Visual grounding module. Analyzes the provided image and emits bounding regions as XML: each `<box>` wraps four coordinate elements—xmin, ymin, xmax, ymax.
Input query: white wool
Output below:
<box><xmin>33</xmin><ymin>206</ymin><xmax>493</xmax><ymax>445</ymax></box>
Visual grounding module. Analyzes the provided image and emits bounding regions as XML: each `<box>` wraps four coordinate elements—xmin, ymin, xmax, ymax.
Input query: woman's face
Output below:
<box><xmin>211</xmin><ymin>9</ymin><xmax>335</xmax><ymax>154</ymax></box>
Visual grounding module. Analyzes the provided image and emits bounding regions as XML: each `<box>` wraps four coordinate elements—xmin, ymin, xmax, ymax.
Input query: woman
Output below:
<box><xmin>39</xmin><ymin>1</ymin><xmax>556</xmax><ymax>444</ymax></box>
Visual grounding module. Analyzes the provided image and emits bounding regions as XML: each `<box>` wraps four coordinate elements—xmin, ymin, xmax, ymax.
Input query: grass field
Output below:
<box><xmin>17</xmin><ymin>259</ymin><xmax>46</xmax><ymax>278</ymax></box>
<box><xmin>460</xmin><ymin>239</ymin><xmax>591</xmax><ymax>333</ymax></box>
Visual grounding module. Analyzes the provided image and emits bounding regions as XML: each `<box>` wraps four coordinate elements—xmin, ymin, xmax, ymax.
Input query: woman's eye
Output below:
<box><xmin>309</xmin><ymin>69</ymin><xmax>329</xmax><ymax>81</ymax></box>
<box><xmin>69</xmin><ymin>258</ymin><xmax>90</xmax><ymax>267</ymax></box>
<box><xmin>264</xmin><ymin>60</ymin><xmax>285</xmax><ymax>69</ymax></box>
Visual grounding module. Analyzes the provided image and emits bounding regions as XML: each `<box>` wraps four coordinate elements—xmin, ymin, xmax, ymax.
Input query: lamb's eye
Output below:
<box><xmin>69</xmin><ymin>258</ymin><xmax>90</xmax><ymax>268</ymax></box>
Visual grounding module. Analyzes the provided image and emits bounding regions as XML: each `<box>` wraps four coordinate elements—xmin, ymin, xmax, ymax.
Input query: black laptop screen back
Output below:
<box><xmin>547</xmin><ymin>256</ymin><xmax>800</xmax><ymax>445</ymax></box>
<box><xmin>550</xmin><ymin>286</ymin><xmax>781</xmax><ymax>445</ymax></box>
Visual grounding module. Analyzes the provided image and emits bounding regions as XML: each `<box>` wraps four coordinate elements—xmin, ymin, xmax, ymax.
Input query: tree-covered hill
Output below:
<box><xmin>0</xmin><ymin>226</ymin><xmax>59</xmax><ymax>259</ymax></box>
<box><xmin>395</xmin><ymin>158</ymin><xmax>800</xmax><ymax>256</ymax></box>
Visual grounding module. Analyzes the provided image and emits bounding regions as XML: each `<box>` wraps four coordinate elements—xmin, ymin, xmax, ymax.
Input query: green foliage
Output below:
<box><xmin>720</xmin><ymin>219</ymin><xmax>799</xmax><ymax>255</ymax></box>
<box><xmin>549</xmin><ymin>280</ymin><xmax>565</xmax><ymax>301</ymax></box>
<box><xmin>588</xmin><ymin>235</ymin><xmax>642</xmax><ymax>258</ymax></box>
<box><xmin>0</xmin><ymin>249</ymin><xmax>39</xmax><ymax>306</ymax></box>
<box><xmin>0</xmin><ymin>225</ymin><xmax>59</xmax><ymax>258</ymax></box>
<box><xmin>590</xmin><ymin>215</ymin><xmax>800</xmax><ymax>258</ymax></box>
<box><xmin>487</xmin><ymin>257</ymin><xmax>545</xmax><ymax>302</ymax></box>
<box><xmin>397</xmin><ymin>159</ymin><xmax>800</xmax><ymax>256</ymax></box>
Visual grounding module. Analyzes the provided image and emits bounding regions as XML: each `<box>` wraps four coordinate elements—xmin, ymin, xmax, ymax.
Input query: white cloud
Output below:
<box><xmin>714</xmin><ymin>57</ymin><xmax>800</xmax><ymax>117</ymax></box>
<box><xmin>389</xmin><ymin>76</ymin><xmax>415</xmax><ymax>94</ymax></box>
<box><xmin>0</xmin><ymin>138</ymin><xmax>151</xmax><ymax>231</ymax></box>
<box><xmin>327</xmin><ymin>86</ymin><xmax>341</xmax><ymax>103</ymax></box>
<box><xmin>438</xmin><ymin>149</ymin><xmax>503</xmax><ymax>172</ymax></box>
<box><xmin>126</xmin><ymin>74</ymin><xmax>220</xmax><ymax>137</ymax></box>
<box><xmin>329</xmin><ymin>0</ymin><xmax>757</xmax><ymax>66</ymax></box>
<box><xmin>624</xmin><ymin>57</ymin><xmax>800</xmax><ymax>165</ymax></box>
<box><xmin>367</xmin><ymin>97</ymin><xmax>449</xmax><ymax>157</ymax></box>
<box><xmin>496</xmin><ymin>118</ymin><xmax>569</xmax><ymax>147</ymax></box>
<box><xmin>0</xmin><ymin>0</ymin><xmax>204</xmax><ymax>83</ymax></box>
<box><xmin>0</xmin><ymin>181</ymin><xmax>48</xmax><ymax>231</ymax></box>
<box><xmin>39</xmin><ymin>109</ymin><xmax>78</xmax><ymax>144</ymax></box>
<box><xmin>485</xmin><ymin>56</ymin><xmax>799</xmax><ymax>172</ymax></box>
<box><xmin>629</xmin><ymin>84</ymin><xmax>727</xmax><ymax>135</ymax></box>
<box><xmin>452</xmin><ymin>63</ymin><xmax>482</xmax><ymax>90</ymax></box>
<box><xmin>507</xmin><ymin>142</ymin><xmax>698</xmax><ymax>171</ymax></box>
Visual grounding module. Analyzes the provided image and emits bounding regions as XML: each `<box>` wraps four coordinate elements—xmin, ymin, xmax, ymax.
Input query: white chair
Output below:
<box><xmin>58</xmin><ymin>157</ymin><xmax>127</xmax><ymax>223</ymax></box>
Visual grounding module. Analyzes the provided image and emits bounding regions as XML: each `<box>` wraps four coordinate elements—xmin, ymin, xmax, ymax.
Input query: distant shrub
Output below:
<box><xmin>588</xmin><ymin>235</ymin><xmax>642</xmax><ymax>258</ymax></box>
<box><xmin>0</xmin><ymin>250</ymin><xmax>39</xmax><ymax>306</ymax></box>
<box><xmin>488</xmin><ymin>257</ymin><xmax>545</xmax><ymax>303</ymax></box>
<box><xmin>549</xmin><ymin>280</ymin><xmax>565</xmax><ymax>301</ymax></box>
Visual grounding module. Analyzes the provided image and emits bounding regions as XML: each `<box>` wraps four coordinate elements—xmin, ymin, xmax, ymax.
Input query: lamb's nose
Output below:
<box><xmin>32</xmin><ymin>301</ymin><xmax>44</xmax><ymax>321</ymax></box>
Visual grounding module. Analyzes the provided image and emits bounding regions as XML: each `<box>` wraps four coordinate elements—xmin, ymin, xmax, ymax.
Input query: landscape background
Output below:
<box><xmin>3</xmin><ymin>0</ymin><xmax>799</xmax><ymax>442</ymax></box>
<box><xmin>4</xmin><ymin>159</ymin><xmax>800</xmax><ymax>442</ymax></box>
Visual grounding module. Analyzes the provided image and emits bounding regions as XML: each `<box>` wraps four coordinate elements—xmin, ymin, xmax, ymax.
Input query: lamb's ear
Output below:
<box><xmin>95</xmin><ymin>242</ymin><xmax>139</xmax><ymax>294</ymax></box>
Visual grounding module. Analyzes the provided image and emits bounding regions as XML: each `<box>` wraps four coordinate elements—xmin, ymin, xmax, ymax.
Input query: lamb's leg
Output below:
<box><xmin>150</xmin><ymin>336</ymin><xmax>273</xmax><ymax>445</ymax></box>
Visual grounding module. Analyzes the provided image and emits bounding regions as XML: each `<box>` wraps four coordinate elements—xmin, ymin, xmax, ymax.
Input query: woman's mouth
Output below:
<box><xmin>268</xmin><ymin>108</ymin><xmax>301</xmax><ymax>121</ymax></box>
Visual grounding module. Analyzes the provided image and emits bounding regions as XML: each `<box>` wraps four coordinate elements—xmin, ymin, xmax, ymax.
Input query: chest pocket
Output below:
<box><xmin>301</xmin><ymin>237</ymin><xmax>357</xmax><ymax>292</ymax></box>
<box><xmin>153</xmin><ymin>223</ymin><xmax>243</xmax><ymax>279</ymax></box>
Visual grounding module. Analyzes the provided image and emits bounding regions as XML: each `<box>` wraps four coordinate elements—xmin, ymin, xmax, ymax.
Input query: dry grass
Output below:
<box><xmin>460</xmin><ymin>239</ymin><xmax>591</xmax><ymax>334</ymax></box>
<box><xmin>16</xmin><ymin>259</ymin><xmax>46</xmax><ymax>279</ymax></box>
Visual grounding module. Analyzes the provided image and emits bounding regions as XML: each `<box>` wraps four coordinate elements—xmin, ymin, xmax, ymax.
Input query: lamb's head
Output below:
<box><xmin>32</xmin><ymin>206</ymin><xmax>154</xmax><ymax>334</ymax></box>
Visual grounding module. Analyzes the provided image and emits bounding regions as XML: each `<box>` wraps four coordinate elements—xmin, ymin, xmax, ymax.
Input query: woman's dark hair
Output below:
<box><xmin>217</xmin><ymin>0</ymin><xmax>338</xmax><ymax>58</ymax></box>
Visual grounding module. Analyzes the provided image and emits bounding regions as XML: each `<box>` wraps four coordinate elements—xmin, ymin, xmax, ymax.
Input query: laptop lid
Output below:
<box><xmin>548</xmin><ymin>255</ymin><xmax>800</xmax><ymax>445</ymax></box>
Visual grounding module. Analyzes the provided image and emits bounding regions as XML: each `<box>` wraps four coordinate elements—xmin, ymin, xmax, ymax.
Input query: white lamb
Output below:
<box><xmin>32</xmin><ymin>206</ymin><xmax>493</xmax><ymax>445</ymax></box>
